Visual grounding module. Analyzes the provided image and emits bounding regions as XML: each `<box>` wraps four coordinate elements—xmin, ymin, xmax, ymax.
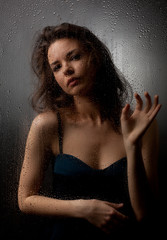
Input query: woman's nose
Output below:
<box><xmin>63</xmin><ymin>63</ymin><xmax>74</xmax><ymax>76</ymax></box>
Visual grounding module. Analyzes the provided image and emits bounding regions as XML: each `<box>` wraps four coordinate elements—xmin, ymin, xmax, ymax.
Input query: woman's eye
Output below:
<box><xmin>71</xmin><ymin>54</ymin><xmax>81</xmax><ymax>61</ymax></box>
<box><xmin>53</xmin><ymin>64</ymin><xmax>61</xmax><ymax>72</ymax></box>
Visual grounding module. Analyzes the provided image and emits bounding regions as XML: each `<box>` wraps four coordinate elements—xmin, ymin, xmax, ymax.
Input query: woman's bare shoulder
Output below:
<box><xmin>31</xmin><ymin>110</ymin><xmax>59</xmax><ymax>129</ymax></box>
<box><xmin>26</xmin><ymin>111</ymin><xmax>60</xmax><ymax>153</ymax></box>
<box><xmin>29</xmin><ymin>111</ymin><xmax>59</xmax><ymax>144</ymax></box>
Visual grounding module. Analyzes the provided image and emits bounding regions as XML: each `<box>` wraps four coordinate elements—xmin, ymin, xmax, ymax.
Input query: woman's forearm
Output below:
<box><xmin>19</xmin><ymin>195</ymin><xmax>86</xmax><ymax>219</ymax></box>
<box><xmin>125</xmin><ymin>143</ymin><xmax>152</xmax><ymax>221</ymax></box>
<box><xmin>120</xmin><ymin>92</ymin><xmax>161</xmax><ymax>221</ymax></box>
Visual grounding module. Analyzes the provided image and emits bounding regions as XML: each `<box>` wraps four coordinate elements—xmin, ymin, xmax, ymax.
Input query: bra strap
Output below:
<box><xmin>57</xmin><ymin>111</ymin><xmax>63</xmax><ymax>154</ymax></box>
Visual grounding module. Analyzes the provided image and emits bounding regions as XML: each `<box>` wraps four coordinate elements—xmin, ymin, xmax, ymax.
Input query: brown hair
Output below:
<box><xmin>30</xmin><ymin>22</ymin><xmax>132</xmax><ymax>131</ymax></box>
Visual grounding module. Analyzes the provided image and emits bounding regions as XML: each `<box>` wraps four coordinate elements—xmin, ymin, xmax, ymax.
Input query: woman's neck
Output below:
<box><xmin>72</xmin><ymin>95</ymin><xmax>103</xmax><ymax>125</ymax></box>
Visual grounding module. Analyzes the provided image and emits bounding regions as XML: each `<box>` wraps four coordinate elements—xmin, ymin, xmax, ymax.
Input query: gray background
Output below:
<box><xmin>0</xmin><ymin>0</ymin><xmax>167</xmax><ymax>238</ymax></box>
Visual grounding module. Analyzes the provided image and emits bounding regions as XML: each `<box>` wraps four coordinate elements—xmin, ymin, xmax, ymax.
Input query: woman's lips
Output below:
<box><xmin>67</xmin><ymin>78</ymin><xmax>79</xmax><ymax>87</ymax></box>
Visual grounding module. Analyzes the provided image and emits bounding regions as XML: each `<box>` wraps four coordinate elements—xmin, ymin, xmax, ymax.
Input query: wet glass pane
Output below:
<box><xmin>0</xmin><ymin>0</ymin><xmax>167</xmax><ymax>238</ymax></box>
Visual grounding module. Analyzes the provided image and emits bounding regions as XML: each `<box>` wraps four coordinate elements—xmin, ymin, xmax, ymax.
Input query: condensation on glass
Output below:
<box><xmin>0</xmin><ymin>0</ymin><xmax>166</xmax><ymax>238</ymax></box>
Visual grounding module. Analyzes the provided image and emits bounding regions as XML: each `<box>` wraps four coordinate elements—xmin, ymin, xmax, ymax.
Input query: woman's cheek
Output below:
<box><xmin>54</xmin><ymin>75</ymin><xmax>63</xmax><ymax>88</ymax></box>
<box><xmin>58</xmin><ymin>81</ymin><xmax>65</xmax><ymax>90</ymax></box>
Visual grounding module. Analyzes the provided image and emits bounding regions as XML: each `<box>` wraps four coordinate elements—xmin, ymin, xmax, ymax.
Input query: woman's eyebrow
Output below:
<box><xmin>50</xmin><ymin>48</ymin><xmax>78</xmax><ymax>66</ymax></box>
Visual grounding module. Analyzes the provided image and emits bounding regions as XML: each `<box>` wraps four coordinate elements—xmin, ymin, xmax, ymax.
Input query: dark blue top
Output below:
<box><xmin>53</xmin><ymin>154</ymin><xmax>132</xmax><ymax>216</ymax></box>
<box><xmin>47</xmin><ymin>113</ymin><xmax>136</xmax><ymax>240</ymax></box>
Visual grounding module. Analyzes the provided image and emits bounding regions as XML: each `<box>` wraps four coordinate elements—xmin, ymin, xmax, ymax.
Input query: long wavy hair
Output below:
<box><xmin>30</xmin><ymin>22</ymin><xmax>132</xmax><ymax>131</ymax></box>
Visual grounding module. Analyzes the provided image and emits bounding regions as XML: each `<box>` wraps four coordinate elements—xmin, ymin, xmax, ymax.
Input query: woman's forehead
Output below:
<box><xmin>47</xmin><ymin>38</ymin><xmax>83</xmax><ymax>61</ymax></box>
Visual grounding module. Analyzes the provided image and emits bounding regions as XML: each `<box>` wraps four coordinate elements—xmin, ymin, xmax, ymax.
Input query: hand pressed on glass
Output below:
<box><xmin>121</xmin><ymin>92</ymin><xmax>161</xmax><ymax>147</ymax></box>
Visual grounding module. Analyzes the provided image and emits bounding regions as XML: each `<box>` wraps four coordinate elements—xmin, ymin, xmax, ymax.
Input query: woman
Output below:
<box><xmin>18</xmin><ymin>23</ymin><xmax>161</xmax><ymax>239</ymax></box>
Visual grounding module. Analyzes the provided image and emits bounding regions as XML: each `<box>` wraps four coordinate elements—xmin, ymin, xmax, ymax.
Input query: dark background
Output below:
<box><xmin>0</xmin><ymin>0</ymin><xmax>167</xmax><ymax>238</ymax></box>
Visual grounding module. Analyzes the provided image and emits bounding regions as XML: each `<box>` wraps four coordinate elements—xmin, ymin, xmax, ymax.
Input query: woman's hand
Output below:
<box><xmin>121</xmin><ymin>92</ymin><xmax>161</xmax><ymax>147</ymax></box>
<box><xmin>82</xmin><ymin>199</ymin><xmax>128</xmax><ymax>234</ymax></box>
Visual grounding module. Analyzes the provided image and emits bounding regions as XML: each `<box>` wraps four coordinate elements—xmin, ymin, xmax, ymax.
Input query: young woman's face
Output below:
<box><xmin>48</xmin><ymin>38</ymin><xmax>96</xmax><ymax>96</ymax></box>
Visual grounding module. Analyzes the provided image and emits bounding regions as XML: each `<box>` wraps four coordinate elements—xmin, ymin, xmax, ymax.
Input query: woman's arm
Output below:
<box><xmin>18</xmin><ymin>112</ymin><xmax>85</xmax><ymax>218</ymax></box>
<box><xmin>121</xmin><ymin>92</ymin><xmax>161</xmax><ymax>221</ymax></box>
<box><xmin>125</xmin><ymin>125</ymin><xmax>158</xmax><ymax>221</ymax></box>
<box><xmin>141</xmin><ymin>119</ymin><xmax>159</xmax><ymax>198</ymax></box>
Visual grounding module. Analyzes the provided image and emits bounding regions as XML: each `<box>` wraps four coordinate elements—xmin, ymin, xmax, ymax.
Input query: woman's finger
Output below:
<box><xmin>104</xmin><ymin>218</ymin><xmax>119</xmax><ymax>233</ymax></box>
<box><xmin>102</xmin><ymin>210</ymin><xmax>128</xmax><ymax>233</ymax></box>
<box><xmin>147</xmin><ymin>95</ymin><xmax>159</xmax><ymax>118</ymax></box>
<box><xmin>148</xmin><ymin>103</ymin><xmax>162</xmax><ymax>122</ymax></box>
<box><xmin>106</xmin><ymin>202</ymin><xmax>124</xmax><ymax>209</ymax></box>
<box><xmin>121</xmin><ymin>104</ymin><xmax>130</xmax><ymax>121</ymax></box>
<box><xmin>113</xmin><ymin>209</ymin><xmax>128</xmax><ymax>223</ymax></box>
<box><xmin>134</xmin><ymin>93</ymin><xmax>143</xmax><ymax>111</ymax></box>
<box><xmin>143</xmin><ymin>92</ymin><xmax>152</xmax><ymax>113</ymax></box>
